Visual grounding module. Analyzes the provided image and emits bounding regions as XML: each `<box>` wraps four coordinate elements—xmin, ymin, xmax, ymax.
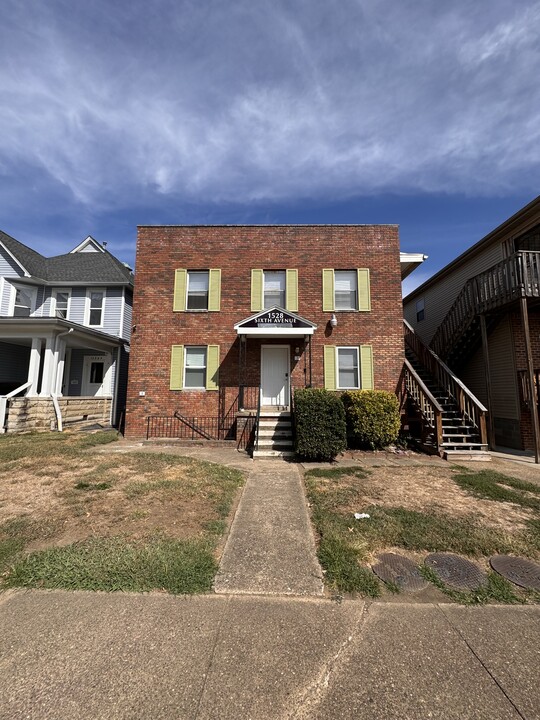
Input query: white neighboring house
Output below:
<box><xmin>0</xmin><ymin>232</ymin><xmax>133</xmax><ymax>433</ymax></box>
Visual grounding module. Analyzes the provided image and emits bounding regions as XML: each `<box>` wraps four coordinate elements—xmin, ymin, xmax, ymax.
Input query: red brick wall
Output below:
<box><xmin>125</xmin><ymin>225</ymin><xmax>405</xmax><ymax>438</ymax></box>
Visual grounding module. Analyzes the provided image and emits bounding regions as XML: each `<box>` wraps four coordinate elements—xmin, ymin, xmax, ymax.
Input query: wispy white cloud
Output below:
<box><xmin>0</xmin><ymin>0</ymin><xmax>539</xmax><ymax>213</ymax></box>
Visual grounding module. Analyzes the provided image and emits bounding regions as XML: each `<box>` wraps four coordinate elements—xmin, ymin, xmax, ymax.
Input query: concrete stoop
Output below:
<box><xmin>253</xmin><ymin>411</ymin><xmax>296</xmax><ymax>459</ymax></box>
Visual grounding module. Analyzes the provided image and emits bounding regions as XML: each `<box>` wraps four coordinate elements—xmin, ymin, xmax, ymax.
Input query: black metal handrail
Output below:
<box><xmin>254</xmin><ymin>384</ymin><xmax>262</xmax><ymax>453</ymax></box>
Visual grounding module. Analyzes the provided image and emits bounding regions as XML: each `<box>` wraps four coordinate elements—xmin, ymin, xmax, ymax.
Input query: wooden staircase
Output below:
<box><xmin>405</xmin><ymin>348</ymin><xmax>490</xmax><ymax>460</ymax></box>
<box><xmin>253</xmin><ymin>411</ymin><xmax>295</xmax><ymax>459</ymax></box>
<box><xmin>402</xmin><ymin>322</ymin><xmax>490</xmax><ymax>461</ymax></box>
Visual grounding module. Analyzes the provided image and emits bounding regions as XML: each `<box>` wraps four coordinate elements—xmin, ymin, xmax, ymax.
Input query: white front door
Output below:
<box><xmin>261</xmin><ymin>346</ymin><xmax>290</xmax><ymax>407</ymax></box>
<box><xmin>82</xmin><ymin>354</ymin><xmax>112</xmax><ymax>397</ymax></box>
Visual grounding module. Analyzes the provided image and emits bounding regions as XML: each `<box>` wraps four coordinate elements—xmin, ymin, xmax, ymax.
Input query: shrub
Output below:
<box><xmin>342</xmin><ymin>390</ymin><xmax>401</xmax><ymax>449</ymax></box>
<box><xmin>294</xmin><ymin>388</ymin><xmax>346</xmax><ymax>461</ymax></box>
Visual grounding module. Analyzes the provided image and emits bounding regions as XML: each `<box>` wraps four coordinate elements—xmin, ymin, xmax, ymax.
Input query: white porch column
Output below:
<box><xmin>54</xmin><ymin>339</ymin><xmax>67</xmax><ymax>395</ymax></box>
<box><xmin>26</xmin><ymin>338</ymin><xmax>42</xmax><ymax>396</ymax></box>
<box><xmin>39</xmin><ymin>337</ymin><xmax>55</xmax><ymax>396</ymax></box>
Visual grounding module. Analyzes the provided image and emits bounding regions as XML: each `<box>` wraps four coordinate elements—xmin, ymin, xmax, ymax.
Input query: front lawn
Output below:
<box><xmin>305</xmin><ymin>463</ymin><xmax>540</xmax><ymax>602</ymax></box>
<box><xmin>0</xmin><ymin>432</ymin><xmax>244</xmax><ymax>594</ymax></box>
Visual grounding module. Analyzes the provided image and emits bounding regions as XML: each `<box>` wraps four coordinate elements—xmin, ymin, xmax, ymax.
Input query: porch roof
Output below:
<box><xmin>0</xmin><ymin>318</ymin><xmax>123</xmax><ymax>352</ymax></box>
<box><xmin>234</xmin><ymin>307</ymin><xmax>317</xmax><ymax>337</ymax></box>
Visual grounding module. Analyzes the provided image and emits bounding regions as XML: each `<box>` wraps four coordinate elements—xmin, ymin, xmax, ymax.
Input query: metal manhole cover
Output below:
<box><xmin>490</xmin><ymin>555</ymin><xmax>540</xmax><ymax>590</ymax></box>
<box><xmin>425</xmin><ymin>553</ymin><xmax>487</xmax><ymax>591</ymax></box>
<box><xmin>372</xmin><ymin>553</ymin><xmax>428</xmax><ymax>592</ymax></box>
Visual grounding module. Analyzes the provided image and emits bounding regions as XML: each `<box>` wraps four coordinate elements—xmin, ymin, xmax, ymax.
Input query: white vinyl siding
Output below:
<box><xmin>68</xmin><ymin>288</ymin><xmax>86</xmax><ymax>324</ymax></box>
<box><xmin>122</xmin><ymin>291</ymin><xmax>133</xmax><ymax>340</ymax></box>
<box><xmin>101</xmin><ymin>287</ymin><xmax>123</xmax><ymax>335</ymax></box>
<box><xmin>0</xmin><ymin>245</ymin><xmax>25</xmax><ymax>277</ymax></box>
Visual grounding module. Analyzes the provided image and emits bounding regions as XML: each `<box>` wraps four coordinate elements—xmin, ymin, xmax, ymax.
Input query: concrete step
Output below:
<box><xmin>256</xmin><ymin>439</ymin><xmax>294</xmax><ymax>448</ymax></box>
<box><xmin>257</xmin><ymin>429</ymin><xmax>293</xmax><ymax>438</ymax></box>
<box><xmin>252</xmin><ymin>449</ymin><xmax>296</xmax><ymax>458</ymax></box>
<box><xmin>443</xmin><ymin>449</ymin><xmax>492</xmax><ymax>462</ymax></box>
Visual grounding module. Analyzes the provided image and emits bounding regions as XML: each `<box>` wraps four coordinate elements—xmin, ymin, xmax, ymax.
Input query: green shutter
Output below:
<box><xmin>170</xmin><ymin>345</ymin><xmax>184</xmax><ymax>390</ymax></box>
<box><xmin>208</xmin><ymin>269</ymin><xmax>221</xmax><ymax>311</ymax></box>
<box><xmin>360</xmin><ymin>345</ymin><xmax>374</xmax><ymax>389</ymax></box>
<box><xmin>286</xmin><ymin>269</ymin><xmax>298</xmax><ymax>312</ymax></box>
<box><xmin>251</xmin><ymin>269</ymin><xmax>264</xmax><ymax>312</ymax></box>
<box><xmin>322</xmin><ymin>269</ymin><xmax>335</xmax><ymax>311</ymax></box>
<box><xmin>173</xmin><ymin>269</ymin><xmax>187</xmax><ymax>312</ymax></box>
<box><xmin>206</xmin><ymin>345</ymin><xmax>220</xmax><ymax>391</ymax></box>
<box><xmin>324</xmin><ymin>346</ymin><xmax>337</xmax><ymax>391</ymax></box>
<box><xmin>357</xmin><ymin>269</ymin><xmax>371</xmax><ymax>311</ymax></box>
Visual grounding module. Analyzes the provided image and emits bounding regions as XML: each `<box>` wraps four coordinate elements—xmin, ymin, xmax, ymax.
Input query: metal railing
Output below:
<box><xmin>404</xmin><ymin>321</ymin><xmax>488</xmax><ymax>447</ymax></box>
<box><xmin>254</xmin><ymin>384</ymin><xmax>262</xmax><ymax>454</ymax></box>
<box><xmin>431</xmin><ymin>251</ymin><xmax>540</xmax><ymax>359</ymax></box>
<box><xmin>146</xmin><ymin>414</ymin><xmax>234</xmax><ymax>440</ymax></box>
<box><xmin>238</xmin><ymin>385</ymin><xmax>259</xmax><ymax>411</ymax></box>
<box><xmin>236</xmin><ymin>415</ymin><xmax>256</xmax><ymax>452</ymax></box>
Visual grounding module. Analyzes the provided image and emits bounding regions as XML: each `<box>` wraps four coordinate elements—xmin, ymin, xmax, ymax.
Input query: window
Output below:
<box><xmin>416</xmin><ymin>298</ymin><xmax>425</xmax><ymax>322</ymax></box>
<box><xmin>52</xmin><ymin>289</ymin><xmax>70</xmax><ymax>319</ymax></box>
<box><xmin>337</xmin><ymin>347</ymin><xmax>359</xmax><ymax>389</ymax></box>
<box><xmin>187</xmin><ymin>271</ymin><xmax>209</xmax><ymax>310</ymax></box>
<box><xmin>89</xmin><ymin>362</ymin><xmax>104</xmax><ymax>384</ymax></box>
<box><xmin>263</xmin><ymin>270</ymin><xmax>286</xmax><ymax>308</ymax></box>
<box><xmin>334</xmin><ymin>271</ymin><xmax>358</xmax><ymax>310</ymax></box>
<box><xmin>88</xmin><ymin>289</ymin><xmax>105</xmax><ymax>326</ymax></box>
<box><xmin>322</xmin><ymin>269</ymin><xmax>370</xmax><ymax>312</ymax></box>
<box><xmin>13</xmin><ymin>286</ymin><xmax>36</xmax><ymax>317</ymax></box>
<box><xmin>184</xmin><ymin>346</ymin><xmax>207</xmax><ymax>388</ymax></box>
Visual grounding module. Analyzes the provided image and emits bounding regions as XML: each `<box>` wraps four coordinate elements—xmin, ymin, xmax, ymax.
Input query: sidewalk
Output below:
<box><xmin>214</xmin><ymin>461</ymin><xmax>324</xmax><ymax>596</ymax></box>
<box><xmin>1</xmin><ymin>590</ymin><xmax>538</xmax><ymax>720</ymax></box>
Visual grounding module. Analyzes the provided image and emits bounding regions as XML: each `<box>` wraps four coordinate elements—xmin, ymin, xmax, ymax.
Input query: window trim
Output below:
<box><xmin>334</xmin><ymin>270</ymin><xmax>358</xmax><ymax>312</ymax></box>
<box><xmin>85</xmin><ymin>287</ymin><xmax>106</xmax><ymax>327</ymax></box>
<box><xmin>336</xmin><ymin>346</ymin><xmax>360</xmax><ymax>390</ymax></box>
<box><xmin>263</xmin><ymin>269</ymin><xmax>286</xmax><ymax>310</ymax></box>
<box><xmin>183</xmin><ymin>346</ymin><xmax>208</xmax><ymax>390</ymax></box>
<box><xmin>51</xmin><ymin>288</ymin><xmax>71</xmax><ymax>320</ymax></box>
<box><xmin>186</xmin><ymin>270</ymin><xmax>210</xmax><ymax>312</ymax></box>
<box><xmin>10</xmin><ymin>284</ymin><xmax>37</xmax><ymax>317</ymax></box>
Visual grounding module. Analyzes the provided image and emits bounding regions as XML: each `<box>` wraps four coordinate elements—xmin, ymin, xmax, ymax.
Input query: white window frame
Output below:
<box><xmin>186</xmin><ymin>270</ymin><xmax>210</xmax><ymax>311</ymax></box>
<box><xmin>51</xmin><ymin>288</ymin><xmax>71</xmax><ymax>320</ymax></box>
<box><xmin>183</xmin><ymin>346</ymin><xmax>207</xmax><ymax>390</ymax></box>
<box><xmin>336</xmin><ymin>346</ymin><xmax>360</xmax><ymax>390</ymax></box>
<box><xmin>10</xmin><ymin>284</ymin><xmax>37</xmax><ymax>317</ymax></box>
<box><xmin>263</xmin><ymin>270</ymin><xmax>286</xmax><ymax>309</ymax></box>
<box><xmin>85</xmin><ymin>287</ymin><xmax>106</xmax><ymax>327</ymax></box>
<box><xmin>334</xmin><ymin>270</ymin><xmax>358</xmax><ymax>311</ymax></box>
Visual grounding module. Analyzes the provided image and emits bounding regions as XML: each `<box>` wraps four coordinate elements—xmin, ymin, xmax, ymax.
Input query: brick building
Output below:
<box><xmin>125</xmin><ymin>225</ymin><xmax>420</xmax><ymax>448</ymax></box>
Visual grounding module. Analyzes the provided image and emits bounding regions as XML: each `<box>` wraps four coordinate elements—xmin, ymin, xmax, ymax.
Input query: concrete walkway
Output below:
<box><xmin>1</xmin><ymin>590</ymin><xmax>539</xmax><ymax>720</ymax></box>
<box><xmin>214</xmin><ymin>461</ymin><xmax>324</xmax><ymax>596</ymax></box>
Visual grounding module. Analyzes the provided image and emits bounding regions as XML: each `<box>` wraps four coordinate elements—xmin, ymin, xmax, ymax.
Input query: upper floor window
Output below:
<box><xmin>416</xmin><ymin>298</ymin><xmax>425</xmax><ymax>322</ymax></box>
<box><xmin>187</xmin><ymin>271</ymin><xmax>209</xmax><ymax>310</ymax></box>
<box><xmin>87</xmin><ymin>289</ymin><xmax>105</xmax><ymax>326</ymax></box>
<box><xmin>334</xmin><ymin>271</ymin><xmax>358</xmax><ymax>311</ymax></box>
<box><xmin>173</xmin><ymin>269</ymin><xmax>221</xmax><ymax>312</ymax></box>
<box><xmin>322</xmin><ymin>269</ymin><xmax>371</xmax><ymax>312</ymax></box>
<box><xmin>52</xmin><ymin>289</ymin><xmax>71</xmax><ymax>319</ymax></box>
<box><xmin>263</xmin><ymin>270</ymin><xmax>286</xmax><ymax>309</ymax></box>
<box><xmin>13</xmin><ymin>285</ymin><xmax>37</xmax><ymax>317</ymax></box>
<box><xmin>251</xmin><ymin>269</ymin><xmax>298</xmax><ymax>313</ymax></box>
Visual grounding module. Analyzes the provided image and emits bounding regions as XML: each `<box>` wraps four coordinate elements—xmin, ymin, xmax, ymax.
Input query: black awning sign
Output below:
<box><xmin>241</xmin><ymin>309</ymin><xmax>312</xmax><ymax>329</ymax></box>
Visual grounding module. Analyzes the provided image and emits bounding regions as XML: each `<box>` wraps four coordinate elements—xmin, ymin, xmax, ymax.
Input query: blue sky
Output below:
<box><xmin>1</xmin><ymin>0</ymin><xmax>539</xmax><ymax>295</ymax></box>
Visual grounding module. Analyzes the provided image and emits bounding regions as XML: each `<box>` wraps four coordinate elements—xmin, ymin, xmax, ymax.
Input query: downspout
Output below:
<box><xmin>51</xmin><ymin>328</ymin><xmax>73</xmax><ymax>432</ymax></box>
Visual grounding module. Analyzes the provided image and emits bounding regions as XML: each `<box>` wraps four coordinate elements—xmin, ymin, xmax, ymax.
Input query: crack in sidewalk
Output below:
<box><xmin>286</xmin><ymin>601</ymin><xmax>372</xmax><ymax>720</ymax></box>
<box><xmin>437</xmin><ymin>604</ymin><xmax>528</xmax><ymax>720</ymax></box>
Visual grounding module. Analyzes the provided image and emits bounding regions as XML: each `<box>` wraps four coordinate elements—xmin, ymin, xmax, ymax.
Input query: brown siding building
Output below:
<box><xmin>125</xmin><ymin>225</ymin><xmax>406</xmax><ymax>440</ymax></box>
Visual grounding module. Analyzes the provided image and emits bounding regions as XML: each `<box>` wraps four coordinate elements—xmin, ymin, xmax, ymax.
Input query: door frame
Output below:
<box><xmin>81</xmin><ymin>353</ymin><xmax>113</xmax><ymax>397</ymax></box>
<box><xmin>260</xmin><ymin>344</ymin><xmax>290</xmax><ymax>407</ymax></box>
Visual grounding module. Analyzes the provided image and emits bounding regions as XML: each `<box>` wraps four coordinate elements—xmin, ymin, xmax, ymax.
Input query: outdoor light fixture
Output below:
<box><xmin>330</xmin><ymin>314</ymin><xmax>338</xmax><ymax>328</ymax></box>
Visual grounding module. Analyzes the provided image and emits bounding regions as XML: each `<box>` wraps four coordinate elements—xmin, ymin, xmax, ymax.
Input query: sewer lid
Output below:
<box><xmin>372</xmin><ymin>553</ymin><xmax>428</xmax><ymax>592</ymax></box>
<box><xmin>490</xmin><ymin>555</ymin><xmax>540</xmax><ymax>590</ymax></box>
<box><xmin>425</xmin><ymin>553</ymin><xmax>487</xmax><ymax>591</ymax></box>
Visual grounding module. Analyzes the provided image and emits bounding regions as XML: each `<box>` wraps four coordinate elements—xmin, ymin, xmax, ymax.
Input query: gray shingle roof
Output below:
<box><xmin>0</xmin><ymin>231</ymin><xmax>133</xmax><ymax>285</ymax></box>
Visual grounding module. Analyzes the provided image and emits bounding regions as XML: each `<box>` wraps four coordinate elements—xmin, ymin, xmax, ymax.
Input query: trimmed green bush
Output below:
<box><xmin>294</xmin><ymin>388</ymin><xmax>347</xmax><ymax>461</ymax></box>
<box><xmin>342</xmin><ymin>390</ymin><xmax>401</xmax><ymax>449</ymax></box>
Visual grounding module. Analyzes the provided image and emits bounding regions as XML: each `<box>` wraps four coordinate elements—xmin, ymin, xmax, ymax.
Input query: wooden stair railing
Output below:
<box><xmin>398</xmin><ymin>359</ymin><xmax>444</xmax><ymax>450</ymax></box>
<box><xmin>430</xmin><ymin>251</ymin><xmax>540</xmax><ymax>360</ymax></box>
<box><xmin>404</xmin><ymin>321</ymin><xmax>488</xmax><ymax>447</ymax></box>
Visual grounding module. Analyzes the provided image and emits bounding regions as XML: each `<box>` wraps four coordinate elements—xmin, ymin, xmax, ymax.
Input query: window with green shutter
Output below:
<box><xmin>324</xmin><ymin>345</ymin><xmax>336</xmax><ymax>390</ymax></box>
<box><xmin>286</xmin><ymin>269</ymin><xmax>298</xmax><ymax>312</ymax></box>
<box><xmin>251</xmin><ymin>269</ymin><xmax>264</xmax><ymax>312</ymax></box>
<box><xmin>206</xmin><ymin>345</ymin><xmax>220</xmax><ymax>391</ymax></box>
<box><xmin>170</xmin><ymin>345</ymin><xmax>184</xmax><ymax>390</ymax></box>
<box><xmin>173</xmin><ymin>269</ymin><xmax>221</xmax><ymax>311</ymax></box>
<box><xmin>322</xmin><ymin>269</ymin><xmax>371</xmax><ymax>311</ymax></box>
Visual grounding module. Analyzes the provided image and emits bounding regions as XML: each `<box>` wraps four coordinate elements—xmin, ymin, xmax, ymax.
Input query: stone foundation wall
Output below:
<box><xmin>6</xmin><ymin>397</ymin><xmax>112</xmax><ymax>433</ymax></box>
